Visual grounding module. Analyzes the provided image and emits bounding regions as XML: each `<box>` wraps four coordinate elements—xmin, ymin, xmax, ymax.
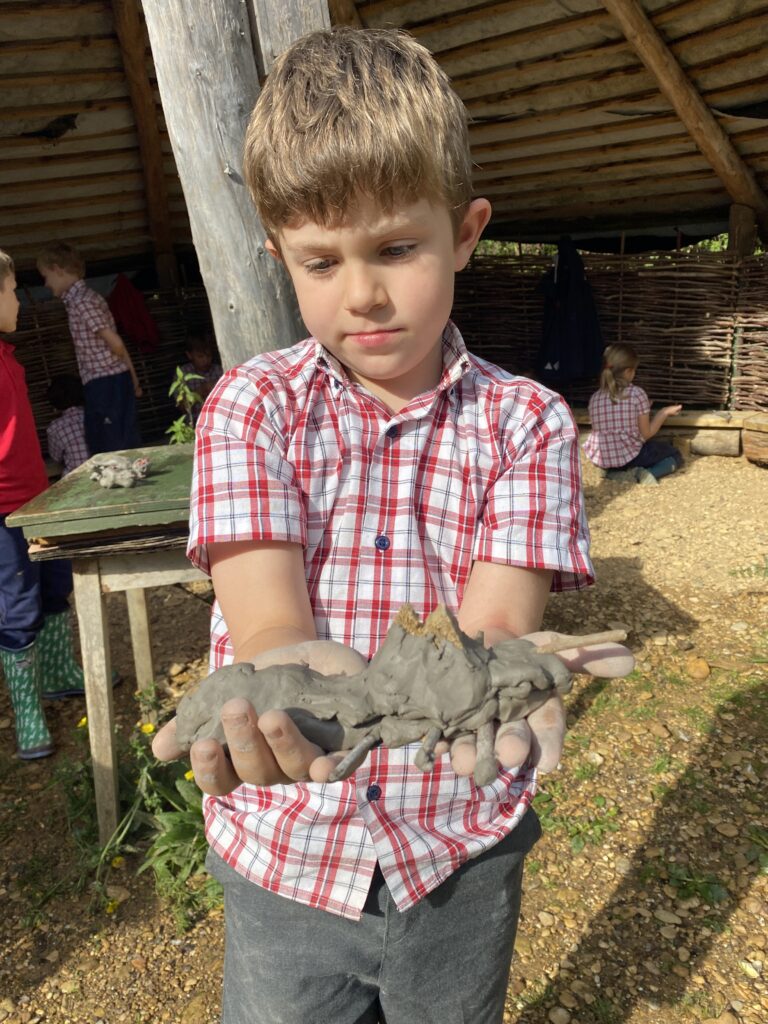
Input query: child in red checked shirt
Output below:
<box><xmin>37</xmin><ymin>243</ymin><xmax>142</xmax><ymax>455</ymax></box>
<box><xmin>153</xmin><ymin>28</ymin><xmax>633</xmax><ymax>1024</ymax></box>
<box><xmin>46</xmin><ymin>373</ymin><xmax>89</xmax><ymax>476</ymax></box>
<box><xmin>583</xmin><ymin>343</ymin><xmax>683</xmax><ymax>485</ymax></box>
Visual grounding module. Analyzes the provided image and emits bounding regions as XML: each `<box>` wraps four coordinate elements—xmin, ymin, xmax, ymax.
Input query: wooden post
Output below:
<box><xmin>249</xmin><ymin>0</ymin><xmax>330</xmax><ymax>75</ymax></box>
<box><xmin>72</xmin><ymin>560</ymin><xmax>119</xmax><ymax>848</ymax></box>
<box><xmin>111</xmin><ymin>0</ymin><xmax>178</xmax><ymax>288</ymax></box>
<box><xmin>727</xmin><ymin>204</ymin><xmax>758</xmax><ymax>257</ymax></box>
<box><xmin>601</xmin><ymin>0</ymin><xmax>768</xmax><ymax>242</ymax></box>
<box><xmin>141</xmin><ymin>1</ymin><xmax>331</xmax><ymax>367</ymax></box>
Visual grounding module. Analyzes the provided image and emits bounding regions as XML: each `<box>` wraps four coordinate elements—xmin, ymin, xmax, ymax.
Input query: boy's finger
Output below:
<box><xmin>523</xmin><ymin>631</ymin><xmax>634</xmax><ymax>678</ymax></box>
<box><xmin>449</xmin><ymin>734</ymin><xmax>477</xmax><ymax>777</ymax></box>
<box><xmin>152</xmin><ymin>717</ymin><xmax>184</xmax><ymax>761</ymax></box>
<box><xmin>189</xmin><ymin>737</ymin><xmax>243</xmax><ymax>796</ymax></box>
<box><xmin>258</xmin><ymin>708</ymin><xmax>325</xmax><ymax>781</ymax></box>
<box><xmin>220</xmin><ymin>698</ymin><xmax>287</xmax><ymax>786</ymax></box>
<box><xmin>526</xmin><ymin>694</ymin><xmax>566</xmax><ymax>773</ymax></box>
<box><xmin>494</xmin><ymin>720</ymin><xmax>532</xmax><ymax>769</ymax></box>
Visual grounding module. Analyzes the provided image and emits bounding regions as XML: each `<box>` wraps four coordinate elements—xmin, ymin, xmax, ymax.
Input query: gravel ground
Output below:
<box><xmin>0</xmin><ymin>452</ymin><xmax>766</xmax><ymax>1024</ymax></box>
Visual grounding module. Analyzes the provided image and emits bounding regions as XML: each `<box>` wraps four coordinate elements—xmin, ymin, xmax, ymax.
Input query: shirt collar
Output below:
<box><xmin>61</xmin><ymin>278</ymin><xmax>86</xmax><ymax>305</ymax></box>
<box><xmin>0</xmin><ymin>336</ymin><xmax>15</xmax><ymax>357</ymax></box>
<box><xmin>313</xmin><ymin>320</ymin><xmax>472</xmax><ymax>395</ymax></box>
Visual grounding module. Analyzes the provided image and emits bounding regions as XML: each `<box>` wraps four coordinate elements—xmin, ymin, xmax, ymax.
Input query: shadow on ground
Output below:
<box><xmin>519</xmin><ymin>676</ymin><xmax>768</xmax><ymax>1023</ymax></box>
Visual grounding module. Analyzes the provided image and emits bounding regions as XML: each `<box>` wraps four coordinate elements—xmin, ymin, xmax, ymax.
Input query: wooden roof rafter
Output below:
<box><xmin>600</xmin><ymin>0</ymin><xmax>768</xmax><ymax>241</ymax></box>
<box><xmin>110</xmin><ymin>0</ymin><xmax>176</xmax><ymax>284</ymax></box>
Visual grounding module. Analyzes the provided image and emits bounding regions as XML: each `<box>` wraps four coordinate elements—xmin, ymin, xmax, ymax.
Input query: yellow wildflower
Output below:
<box><xmin>77</xmin><ymin>716</ymin><xmax>88</xmax><ymax>728</ymax></box>
<box><xmin>140</xmin><ymin>722</ymin><xmax>155</xmax><ymax>735</ymax></box>
<box><xmin>184</xmin><ymin>770</ymin><xmax>195</xmax><ymax>781</ymax></box>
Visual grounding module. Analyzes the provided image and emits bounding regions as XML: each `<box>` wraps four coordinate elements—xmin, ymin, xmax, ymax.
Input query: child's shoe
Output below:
<box><xmin>605</xmin><ymin>468</ymin><xmax>639</xmax><ymax>483</ymax></box>
<box><xmin>0</xmin><ymin>643</ymin><xmax>54</xmax><ymax>759</ymax></box>
<box><xmin>636</xmin><ymin>468</ymin><xmax>659</xmax><ymax>485</ymax></box>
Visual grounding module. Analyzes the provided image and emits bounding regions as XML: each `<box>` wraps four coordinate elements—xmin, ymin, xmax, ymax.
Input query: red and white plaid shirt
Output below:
<box><xmin>188</xmin><ymin>323</ymin><xmax>593</xmax><ymax>920</ymax></box>
<box><xmin>583</xmin><ymin>383</ymin><xmax>650</xmax><ymax>468</ymax></box>
<box><xmin>46</xmin><ymin>406</ymin><xmax>89</xmax><ymax>475</ymax></box>
<box><xmin>61</xmin><ymin>279</ymin><xmax>126</xmax><ymax>384</ymax></box>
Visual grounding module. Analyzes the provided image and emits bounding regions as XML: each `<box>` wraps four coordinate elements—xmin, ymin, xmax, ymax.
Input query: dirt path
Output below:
<box><xmin>0</xmin><ymin>453</ymin><xmax>766</xmax><ymax>1024</ymax></box>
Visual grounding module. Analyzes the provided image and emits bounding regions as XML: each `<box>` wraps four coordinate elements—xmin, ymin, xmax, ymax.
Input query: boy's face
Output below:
<box><xmin>0</xmin><ymin>273</ymin><xmax>20</xmax><ymax>334</ymax></box>
<box><xmin>37</xmin><ymin>263</ymin><xmax>76</xmax><ymax>298</ymax></box>
<box><xmin>187</xmin><ymin>349</ymin><xmax>213</xmax><ymax>373</ymax></box>
<box><xmin>270</xmin><ymin>196</ymin><xmax>491</xmax><ymax>410</ymax></box>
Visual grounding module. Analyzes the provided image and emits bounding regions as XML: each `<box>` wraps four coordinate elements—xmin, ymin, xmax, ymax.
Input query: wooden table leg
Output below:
<box><xmin>72</xmin><ymin>558</ymin><xmax>118</xmax><ymax>847</ymax></box>
<box><xmin>126</xmin><ymin>587</ymin><xmax>154</xmax><ymax>691</ymax></box>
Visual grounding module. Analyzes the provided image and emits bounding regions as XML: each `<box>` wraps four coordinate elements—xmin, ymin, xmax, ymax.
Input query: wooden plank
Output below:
<box><xmin>100</xmin><ymin>548</ymin><xmax>205</xmax><ymax>590</ymax></box>
<box><xmin>111</xmin><ymin>0</ymin><xmax>178</xmax><ymax>286</ymax></box>
<box><xmin>125</xmin><ymin>587</ymin><xmax>155</xmax><ymax>690</ymax></box>
<box><xmin>140</xmin><ymin>0</ymin><xmax>308</xmax><ymax>368</ymax></box>
<box><xmin>249</xmin><ymin>0</ymin><xmax>330</xmax><ymax>74</ymax></box>
<box><xmin>71</xmin><ymin>559</ymin><xmax>119</xmax><ymax>847</ymax></box>
<box><xmin>600</xmin><ymin>0</ymin><xmax>768</xmax><ymax>241</ymax></box>
<box><xmin>7</xmin><ymin>444</ymin><xmax>194</xmax><ymax>533</ymax></box>
<box><xmin>572</xmin><ymin>409</ymin><xmax>750</xmax><ymax>428</ymax></box>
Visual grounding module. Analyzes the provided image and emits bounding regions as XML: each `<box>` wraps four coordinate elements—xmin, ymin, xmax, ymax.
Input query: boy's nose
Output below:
<box><xmin>343</xmin><ymin>265</ymin><xmax>387</xmax><ymax>314</ymax></box>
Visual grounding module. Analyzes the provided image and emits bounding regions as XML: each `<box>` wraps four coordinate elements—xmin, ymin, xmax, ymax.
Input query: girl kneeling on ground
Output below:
<box><xmin>584</xmin><ymin>343</ymin><xmax>683</xmax><ymax>485</ymax></box>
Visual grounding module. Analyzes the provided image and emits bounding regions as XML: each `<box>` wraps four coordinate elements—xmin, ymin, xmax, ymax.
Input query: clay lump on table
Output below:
<box><xmin>174</xmin><ymin>604</ymin><xmax>592</xmax><ymax>785</ymax></box>
<box><xmin>89</xmin><ymin>455</ymin><xmax>150</xmax><ymax>488</ymax></box>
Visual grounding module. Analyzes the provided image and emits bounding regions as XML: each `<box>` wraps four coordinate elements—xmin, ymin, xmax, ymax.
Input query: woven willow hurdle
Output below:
<box><xmin>454</xmin><ymin>251</ymin><xmax>768</xmax><ymax>412</ymax></box>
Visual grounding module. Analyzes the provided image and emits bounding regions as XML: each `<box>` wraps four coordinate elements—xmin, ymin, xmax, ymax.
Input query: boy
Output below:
<box><xmin>154</xmin><ymin>28</ymin><xmax>630</xmax><ymax>1024</ymax></box>
<box><xmin>0</xmin><ymin>251</ymin><xmax>88</xmax><ymax>760</ymax></box>
<box><xmin>46</xmin><ymin>373</ymin><xmax>90</xmax><ymax>475</ymax></box>
<box><xmin>36</xmin><ymin>243</ymin><xmax>142</xmax><ymax>455</ymax></box>
<box><xmin>177</xmin><ymin>331</ymin><xmax>223</xmax><ymax>422</ymax></box>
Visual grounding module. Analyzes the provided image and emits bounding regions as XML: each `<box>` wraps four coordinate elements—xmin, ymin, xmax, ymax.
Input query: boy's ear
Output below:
<box><xmin>454</xmin><ymin>199</ymin><xmax>492</xmax><ymax>271</ymax></box>
<box><xmin>264</xmin><ymin>238</ymin><xmax>282</xmax><ymax>262</ymax></box>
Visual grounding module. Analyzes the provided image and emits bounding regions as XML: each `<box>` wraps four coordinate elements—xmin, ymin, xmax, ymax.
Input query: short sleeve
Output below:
<box><xmin>635</xmin><ymin>386</ymin><xmax>651</xmax><ymax>416</ymax></box>
<box><xmin>187</xmin><ymin>369</ymin><xmax>307</xmax><ymax>575</ymax></box>
<box><xmin>82</xmin><ymin>293</ymin><xmax>116</xmax><ymax>334</ymax></box>
<box><xmin>46</xmin><ymin>422</ymin><xmax>62</xmax><ymax>464</ymax></box>
<box><xmin>473</xmin><ymin>389</ymin><xmax>593</xmax><ymax>592</ymax></box>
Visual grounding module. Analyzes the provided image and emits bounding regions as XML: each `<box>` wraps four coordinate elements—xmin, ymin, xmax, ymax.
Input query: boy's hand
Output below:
<box><xmin>152</xmin><ymin>640</ymin><xmax>368</xmax><ymax>794</ymax></box>
<box><xmin>449</xmin><ymin>632</ymin><xmax>634</xmax><ymax>780</ymax></box>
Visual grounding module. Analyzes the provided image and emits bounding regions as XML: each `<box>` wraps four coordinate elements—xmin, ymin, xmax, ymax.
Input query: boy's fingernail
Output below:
<box><xmin>264</xmin><ymin>727</ymin><xmax>283</xmax><ymax>741</ymax></box>
<box><xmin>221</xmin><ymin>712</ymin><xmax>249</xmax><ymax>729</ymax></box>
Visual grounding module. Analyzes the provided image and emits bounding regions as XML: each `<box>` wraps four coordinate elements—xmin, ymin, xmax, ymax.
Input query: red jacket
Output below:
<box><xmin>0</xmin><ymin>338</ymin><xmax>48</xmax><ymax>515</ymax></box>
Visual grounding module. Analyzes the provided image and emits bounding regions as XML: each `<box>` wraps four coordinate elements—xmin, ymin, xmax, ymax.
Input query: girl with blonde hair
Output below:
<box><xmin>583</xmin><ymin>344</ymin><xmax>683</xmax><ymax>483</ymax></box>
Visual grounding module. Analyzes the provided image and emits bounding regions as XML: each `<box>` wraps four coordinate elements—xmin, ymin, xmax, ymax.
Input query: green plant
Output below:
<box><xmin>729</xmin><ymin>554</ymin><xmax>768</xmax><ymax>579</ymax></box>
<box><xmin>52</xmin><ymin>682</ymin><xmax>221</xmax><ymax>930</ymax></box>
<box><xmin>667</xmin><ymin>863</ymin><xmax>728</xmax><ymax>904</ymax></box>
<box><xmin>166</xmin><ymin>366</ymin><xmax>203</xmax><ymax>444</ymax></box>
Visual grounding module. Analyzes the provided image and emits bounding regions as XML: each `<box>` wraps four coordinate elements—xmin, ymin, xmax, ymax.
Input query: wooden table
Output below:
<box><xmin>8</xmin><ymin>444</ymin><xmax>206</xmax><ymax>845</ymax></box>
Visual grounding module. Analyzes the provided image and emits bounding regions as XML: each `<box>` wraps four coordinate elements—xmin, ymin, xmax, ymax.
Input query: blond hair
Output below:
<box><xmin>600</xmin><ymin>343</ymin><xmax>639</xmax><ymax>401</ymax></box>
<box><xmin>243</xmin><ymin>27</ymin><xmax>474</xmax><ymax>239</ymax></box>
<box><xmin>0</xmin><ymin>248</ymin><xmax>14</xmax><ymax>286</ymax></box>
<box><xmin>36</xmin><ymin>241</ymin><xmax>85</xmax><ymax>277</ymax></box>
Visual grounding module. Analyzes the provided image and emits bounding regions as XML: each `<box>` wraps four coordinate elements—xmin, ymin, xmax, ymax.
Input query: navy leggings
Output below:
<box><xmin>619</xmin><ymin>439</ymin><xmax>682</xmax><ymax>471</ymax></box>
<box><xmin>0</xmin><ymin>516</ymin><xmax>72</xmax><ymax>650</ymax></box>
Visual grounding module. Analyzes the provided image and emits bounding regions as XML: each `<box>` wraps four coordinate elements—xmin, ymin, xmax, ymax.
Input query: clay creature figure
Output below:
<box><xmin>89</xmin><ymin>455</ymin><xmax>150</xmax><ymax>488</ymax></box>
<box><xmin>174</xmin><ymin>605</ymin><xmax>624</xmax><ymax>785</ymax></box>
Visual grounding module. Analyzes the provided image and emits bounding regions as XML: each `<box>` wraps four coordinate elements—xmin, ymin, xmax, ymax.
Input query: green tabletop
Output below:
<box><xmin>8</xmin><ymin>444</ymin><xmax>195</xmax><ymax>541</ymax></box>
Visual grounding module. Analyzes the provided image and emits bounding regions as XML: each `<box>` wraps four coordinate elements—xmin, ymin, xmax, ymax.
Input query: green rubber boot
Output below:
<box><xmin>37</xmin><ymin>611</ymin><xmax>85</xmax><ymax>699</ymax></box>
<box><xmin>0</xmin><ymin>643</ymin><xmax>54</xmax><ymax>760</ymax></box>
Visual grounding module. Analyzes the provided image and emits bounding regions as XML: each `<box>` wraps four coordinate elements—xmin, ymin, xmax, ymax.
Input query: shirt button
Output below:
<box><xmin>386</xmin><ymin>424</ymin><xmax>399</xmax><ymax>439</ymax></box>
<box><xmin>366</xmin><ymin>784</ymin><xmax>382</xmax><ymax>801</ymax></box>
<box><xmin>374</xmin><ymin>535</ymin><xmax>390</xmax><ymax>551</ymax></box>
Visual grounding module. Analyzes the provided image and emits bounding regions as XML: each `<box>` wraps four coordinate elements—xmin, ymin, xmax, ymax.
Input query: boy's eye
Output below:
<box><xmin>382</xmin><ymin>244</ymin><xmax>416</xmax><ymax>259</ymax></box>
<box><xmin>304</xmin><ymin>257</ymin><xmax>336</xmax><ymax>275</ymax></box>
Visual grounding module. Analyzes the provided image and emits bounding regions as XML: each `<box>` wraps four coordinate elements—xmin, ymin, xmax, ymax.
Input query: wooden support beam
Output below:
<box><xmin>111</xmin><ymin>0</ymin><xmax>178</xmax><ymax>287</ymax></box>
<box><xmin>600</xmin><ymin>0</ymin><xmax>768</xmax><ymax>241</ymax></box>
<box><xmin>727</xmin><ymin>203</ymin><xmax>758</xmax><ymax>257</ymax></box>
<box><xmin>248</xmin><ymin>0</ymin><xmax>330</xmax><ymax>77</ymax></box>
<box><xmin>141</xmin><ymin>0</ymin><xmax>328</xmax><ymax>367</ymax></box>
<box><xmin>327</xmin><ymin>0</ymin><xmax>362</xmax><ymax>27</ymax></box>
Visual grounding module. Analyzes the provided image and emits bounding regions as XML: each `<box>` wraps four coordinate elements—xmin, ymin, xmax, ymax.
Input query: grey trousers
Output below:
<box><xmin>207</xmin><ymin>808</ymin><xmax>541</xmax><ymax>1024</ymax></box>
